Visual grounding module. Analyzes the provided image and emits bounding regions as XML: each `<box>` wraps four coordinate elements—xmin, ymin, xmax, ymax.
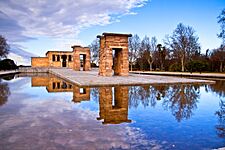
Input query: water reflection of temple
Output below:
<box><xmin>97</xmin><ymin>86</ymin><xmax>131</xmax><ymax>124</ymax></box>
<box><xmin>31</xmin><ymin>76</ymin><xmax>131</xmax><ymax>124</ymax></box>
<box><xmin>31</xmin><ymin>77</ymin><xmax>90</xmax><ymax>103</ymax></box>
<box><xmin>72</xmin><ymin>86</ymin><xmax>90</xmax><ymax>103</ymax></box>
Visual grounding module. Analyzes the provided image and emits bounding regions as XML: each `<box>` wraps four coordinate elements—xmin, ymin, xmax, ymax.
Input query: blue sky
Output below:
<box><xmin>0</xmin><ymin>0</ymin><xmax>224</xmax><ymax>56</ymax></box>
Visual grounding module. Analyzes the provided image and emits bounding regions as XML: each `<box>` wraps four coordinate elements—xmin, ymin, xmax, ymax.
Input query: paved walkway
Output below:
<box><xmin>49</xmin><ymin>68</ymin><xmax>214</xmax><ymax>87</ymax></box>
<box><xmin>130</xmin><ymin>71</ymin><xmax>225</xmax><ymax>79</ymax></box>
<box><xmin>0</xmin><ymin>70</ymin><xmax>19</xmax><ymax>76</ymax></box>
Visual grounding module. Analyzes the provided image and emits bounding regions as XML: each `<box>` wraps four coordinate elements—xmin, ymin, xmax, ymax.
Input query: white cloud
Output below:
<box><xmin>0</xmin><ymin>0</ymin><xmax>148</xmax><ymax>41</ymax></box>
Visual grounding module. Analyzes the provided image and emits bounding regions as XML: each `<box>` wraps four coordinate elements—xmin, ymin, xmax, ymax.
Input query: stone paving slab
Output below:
<box><xmin>49</xmin><ymin>68</ymin><xmax>215</xmax><ymax>87</ymax></box>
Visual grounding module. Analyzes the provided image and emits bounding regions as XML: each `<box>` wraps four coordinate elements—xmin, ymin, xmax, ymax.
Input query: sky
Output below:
<box><xmin>0</xmin><ymin>0</ymin><xmax>224</xmax><ymax>56</ymax></box>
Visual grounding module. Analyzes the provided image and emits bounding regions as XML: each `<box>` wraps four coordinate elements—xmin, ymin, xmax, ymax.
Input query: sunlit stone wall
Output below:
<box><xmin>31</xmin><ymin>57</ymin><xmax>49</xmax><ymax>67</ymax></box>
<box><xmin>97</xmin><ymin>33</ymin><xmax>132</xmax><ymax>76</ymax></box>
<box><xmin>31</xmin><ymin>45</ymin><xmax>91</xmax><ymax>71</ymax></box>
<box><xmin>72</xmin><ymin>45</ymin><xmax>91</xmax><ymax>71</ymax></box>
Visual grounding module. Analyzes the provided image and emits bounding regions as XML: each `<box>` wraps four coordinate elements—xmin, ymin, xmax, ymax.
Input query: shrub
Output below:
<box><xmin>169</xmin><ymin>63</ymin><xmax>182</xmax><ymax>72</ymax></box>
<box><xmin>186</xmin><ymin>60</ymin><xmax>209</xmax><ymax>72</ymax></box>
<box><xmin>0</xmin><ymin>59</ymin><xmax>18</xmax><ymax>70</ymax></box>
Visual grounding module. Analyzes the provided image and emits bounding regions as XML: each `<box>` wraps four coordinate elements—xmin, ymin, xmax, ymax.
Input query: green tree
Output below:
<box><xmin>0</xmin><ymin>35</ymin><xmax>9</xmax><ymax>60</ymax></box>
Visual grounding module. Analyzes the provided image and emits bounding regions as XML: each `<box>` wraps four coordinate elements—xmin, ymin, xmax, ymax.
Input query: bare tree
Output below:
<box><xmin>218</xmin><ymin>8</ymin><xmax>225</xmax><ymax>46</ymax></box>
<box><xmin>129</xmin><ymin>34</ymin><xmax>141</xmax><ymax>71</ymax></box>
<box><xmin>157</xmin><ymin>44</ymin><xmax>167</xmax><ymax>71</ymax></box>
<box><xmin>140</xmin><ymin>36</ymin><xmax>150</xmax><ymax>70</ymax></box>
<box><xmin>0</xmin><ymin>35</ymin><xmax>9</xmax><ymax>60</ymax></box>
<box><xmin>141</xmin><ymin>36</ymin><xmax>157</xmax><ymax>71</ymax></box>
<box><xmin>210</xmin><ymin>46</ymin><xmax>225</xmax><ymax>72</ymax></box>
<box><xmin>89</xmin><ymin>38</ymin><xmax>99</xmax><ymax>66</ymax></box>
<box><xmin>149</xmin><ymin>37</ymin><xmax>157</xmax><ymax>70</ymax></box>
<box><xmin>165</xmin><ymin>23</ymin><xmax>200</xmax><ymax>72</ymax></box>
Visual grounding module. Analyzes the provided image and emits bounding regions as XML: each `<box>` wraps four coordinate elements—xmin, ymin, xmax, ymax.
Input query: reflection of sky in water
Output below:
<box><xmin>0</xmin><ymin>77</ymin><xmax>224</xmax><ymax>150</ymax></box>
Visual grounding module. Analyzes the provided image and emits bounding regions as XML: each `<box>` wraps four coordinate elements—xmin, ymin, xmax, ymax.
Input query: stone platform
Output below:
<box><xmin>131</xmin><ymin>71</ymin><xmax>225</xmax><ymax>79</ymax></box>
<box><xmin>48</xmin><ymin>68</ymin><xmax>214</xmax><ymax>87</ymax></box>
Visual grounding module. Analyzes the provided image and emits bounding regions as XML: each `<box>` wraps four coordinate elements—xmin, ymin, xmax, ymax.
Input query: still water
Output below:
<box><xmin>0</xmin><ymin>74</ymin><xmax>224</xmax><ymax>150</ymax></box>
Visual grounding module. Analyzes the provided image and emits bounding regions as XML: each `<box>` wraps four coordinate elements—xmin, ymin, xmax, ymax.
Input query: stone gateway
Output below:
<box><xmin>97</xmin><ymin>33</ymin><xmax>132</xmax><ymax>76</ymax></box>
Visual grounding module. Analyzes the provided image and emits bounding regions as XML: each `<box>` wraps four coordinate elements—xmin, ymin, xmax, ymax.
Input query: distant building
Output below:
<box><xmin>31</xmin><ymin>45</ymin><xmax>91</xmax><ymax>71</ymax></box>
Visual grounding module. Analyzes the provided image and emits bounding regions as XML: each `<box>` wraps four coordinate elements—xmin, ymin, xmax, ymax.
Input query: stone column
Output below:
<box><xmin>84</xmin><ymin>48</ymin><xmax>91</xmax><ymax>71</ymax></box>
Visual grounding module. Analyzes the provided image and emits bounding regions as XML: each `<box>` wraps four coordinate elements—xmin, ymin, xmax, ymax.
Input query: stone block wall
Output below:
<box><xmin>97</xmin><ymin>33</ymin><xmax>131</xmax><ymax>76</ymax></box>
<box><xmin>46</xmin><ymin>51</ymin><xmax>73</xmax><ymax>68</ymax></box>
<box><xmin>31</xmin><ymin>57</ymin><xmax>49</xmax><ymax>67</ymax></box>
<box><xmin>72</xmin><ymin>46</ymin><xmax>91</xmax><ymax>71</ymax></box>
<box><xmin>31</xmin><ymin>46</ymin><xmax>91</xmax><ymax>71</ymax></box>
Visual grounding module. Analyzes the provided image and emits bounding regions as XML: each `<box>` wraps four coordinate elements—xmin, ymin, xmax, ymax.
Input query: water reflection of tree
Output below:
<box><xmin>207</xmin><ymin>80</ymin><xmax>225</xmax><ymax>138</ymax></box>
<box><xmin>215</xmin><ymin>99</ymin><xmax>225</xmax><ymax>138</ymax></box>
<box><xmin>129</xmin><ymin>86</ymin><xmax>153</xmax><ymax>108</ymax></box>
<box><xmin>128</xmin><ymin>84</ymin><xmax>200</xmax><ymax>121</ymax></box>
<box><xmin>90</xmin><ymin>88</ymin><xmax>99</xmax><ymax>103</ymax></box>
<box><xmin>128</xmin><ymin>85</ymin><xmax>169</xmax><ymax>108</ymax></box>
<box><xmin>162</xmin><ymin>85</ymin><xmax>200</xmax><ymax>122</ymax></box>
<box><xmin>0</xmin><ymin>79</ymin><xmax>10</xmax><ymax>106</ymax></box>
<box><xmin>207</xmin><ymin>80</ymin><xmax>225</xmax><ymax>97</ymax></box>
<box><xmin>1</xmin><ymin>74</ymin><xmax>15</xmax><ymax>81</ymax></box>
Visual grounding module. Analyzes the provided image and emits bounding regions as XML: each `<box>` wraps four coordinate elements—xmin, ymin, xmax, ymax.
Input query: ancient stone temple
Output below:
<box><xmin>97</xmin><ymin>33</ymin><xmax>132</xmax><ymax>76</ymax></box>
<box><xmin>31</xmin><ymin>45</ymin><xmax>91</xmax><ymax>71</ymax></box>
<box><xmin>32</xmin><ymin>51</ymin><xmax>73</xmax><ymax>68</ymax></box>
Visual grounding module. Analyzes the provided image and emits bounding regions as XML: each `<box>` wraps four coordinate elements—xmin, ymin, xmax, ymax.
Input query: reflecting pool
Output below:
<box><xmin>0</xmin><ymin>74</ymin><xmax>224</xmax><ymax>150</ymax></box>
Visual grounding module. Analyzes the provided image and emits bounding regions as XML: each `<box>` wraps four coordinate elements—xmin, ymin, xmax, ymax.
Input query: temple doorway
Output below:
<box><xmin>79</xmin><ymin>54</ymin><xmax>86</xmax><ymax>71</ymax></box>
<box><xmin>61</xmin><ymin>55</ymin><xmax>67</xmax><ymax>67</ymax></box>
<box><xmin>112</xmin><ymin>48</ymin><xmax>122</xmax><ymax>76</ymax></box>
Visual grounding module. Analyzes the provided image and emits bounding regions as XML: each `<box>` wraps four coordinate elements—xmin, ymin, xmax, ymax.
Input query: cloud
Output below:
<box><xmin>0</xmin><ymin>90</ymin><xmax>161</xmax><ymax>149</ymax></box>
<box><xmin>0</xmin><ymin>0</ymin><xmax>148</xmax><ymax>42</ymax></box>
<box><xmin>0</xmin><ymin>11</ymin><xmax>35</xmax><ymax>42</ymax></box>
